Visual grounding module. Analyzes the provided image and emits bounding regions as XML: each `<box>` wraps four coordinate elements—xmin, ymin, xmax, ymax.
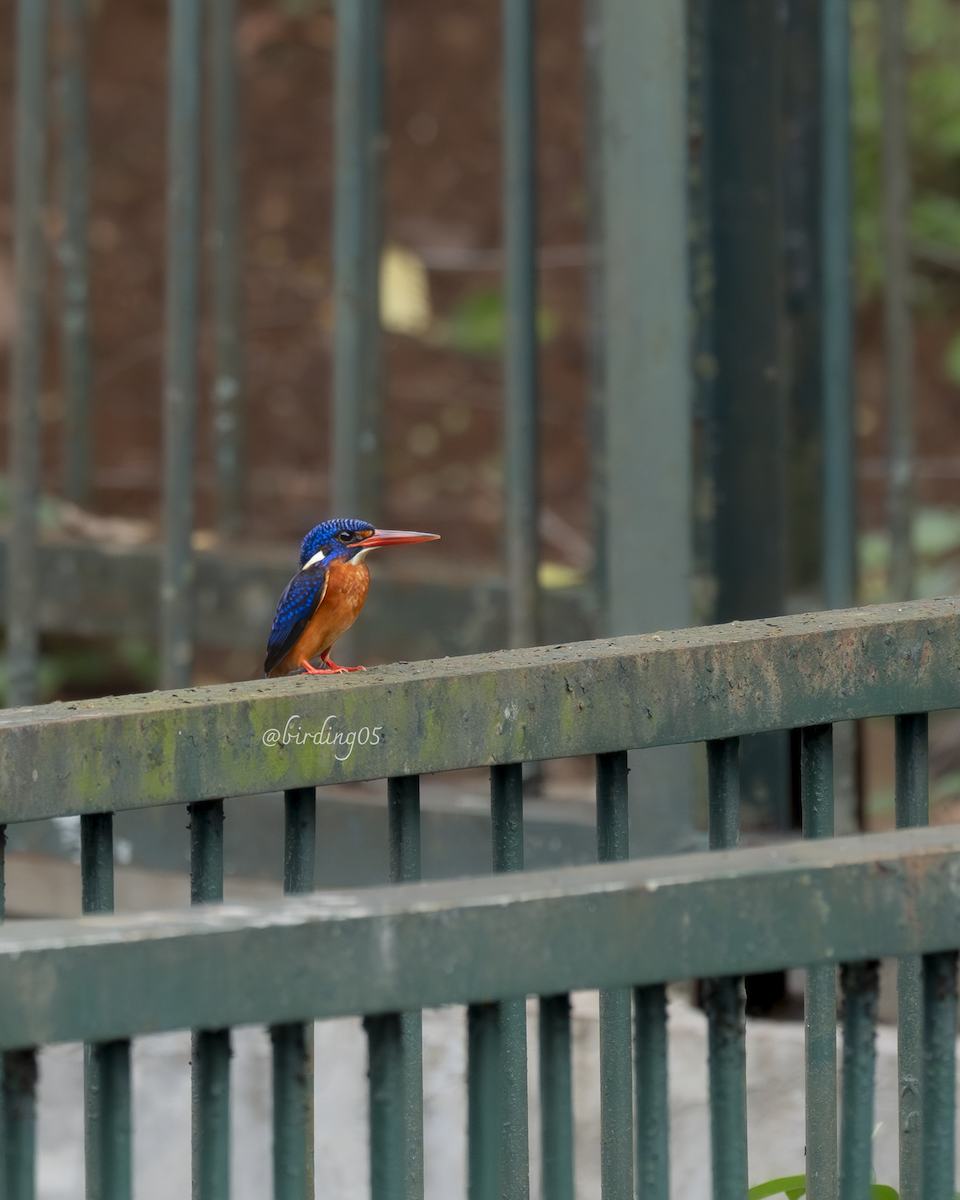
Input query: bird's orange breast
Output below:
<box><xmin>278</xmin><ymin>558</ymin><xmax>370</xmax><ymax>674</ymax></box>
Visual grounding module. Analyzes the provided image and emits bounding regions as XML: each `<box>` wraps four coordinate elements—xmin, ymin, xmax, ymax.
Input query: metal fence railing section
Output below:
<box><xmin>0</xmin><ymin>598</ymin><xmax>956</xmax><ymax>1198</ymax></box>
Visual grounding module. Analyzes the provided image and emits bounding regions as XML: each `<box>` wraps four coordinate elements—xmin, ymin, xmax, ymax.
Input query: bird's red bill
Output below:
<box><xmin>362</xmin><ymin>528</ymin><xmax>440</xmax><ymax>548</ymax></box>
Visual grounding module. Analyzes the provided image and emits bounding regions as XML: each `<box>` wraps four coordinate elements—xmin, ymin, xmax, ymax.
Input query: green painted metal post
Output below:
<box><xmin>503</xmin><ymin>0</ymin><xmax>540</xmax><ymax>650</ymax></box>
<box><xmin>3</xmin><ymin>1051</ymin><xmax>37</xmax><ymax>1200</ymax></box>
<box><xmin>880</xmin><ymin>0</ymin><xmax>915</xmax><ymax>603</ymax></box>
<box><xmin>331</xmin><ymin>0</ymin><xmax>383</xmax><ymax>520</ymax></box>
<box><xmin>838</xmin><ymin>961</ymin><xmax>879</xmax><ymax>1200</ymax></box>
<box><xmin>272</xmin><ymin>788</ymin><xmax>316</xmax><ymax>1200</ymax></box>
<box><xmin>633</xmin><ymin>984</ymin><xmax>669</xmax><ymax>1200</ymax></box>
<box><xmin>821</xmin><ymin>0</ymin><xmax>855</xmax><ymax>610</ymax></box>
<box><xmin>8</xmin><ymin>0</ymin><xmax>50</xmax><ymax>709</ymax></box>
<box><xmin>895</xmin><ymin>713</ymin><xmax>928</xmax><ymax>1200</ymax></box>
<box><xmin>58</xmin><ymin>0</ymin><xmax>94</xmax><ymax>510</ymax></box>
<box><xmin>207</xmin><ymin>0</ymin><xmax>244</xmax><ymax>538</ymax></box>
<box><xmin>387</xmin><ymin>776</ymin><xmax>424</xmax><ymax>1200</ymax></box>
<box><xmin>467</xmin><ymin>1003</ymin><xmax>501</xmax><ymax>1200</ymax></box>
<box><xmin>706</xmin><ymin>0</ymin><xmax>790</xmax><ymax>833</ymax></box>
<box><xmin>705</xmin><ymin>738</ymin><xmax>748</xmax><ymax>1200</ymax></box>
<box><xmin>538</xmin><ymin>995</ymin><xmax>573</xmax><ymax>1200</ymax></box>
<box><xmin>800</xmin><ymin>726</ymin><xmax>838</xmax><ymax>1200</ymax></box>
<box><xmin>189</xmin><ymin>800</ymin><xmax>230</xmax><ymax>1200</ymax></box>
<box><xmin>160</xmin><ymin>0</ymin><xmax>204</xmax><ymax>689</ymax></box>
<box><xmin>708</xmin><ymin>0</ymin><xmax>785</xmax><ymax>627</ymax></box>
<box><xmin>593</xmin><ymin>0</ymin><xmax>694</xmax><ymax>857</ymax></box>
<box><xmin>921</xmin><ymin>951</ymin><xmax>958</xmax><ymax>1200</ymax></box>
<box><xmin>596</xmin><ymin>751</ymin><xmax>632</xmax><ymax>1199</ymax></box>
<box><xmin>782</xmin><ymin>0</ymin><xmax>823</xmax><ymax>610</ymax></box>
<box><xmin>490</xmin><ymin>764</ymin><xmax>529</xmax><ymax>1200</ymax></box>
<box><xmin>81</xmin><ymin>814</ymin><xmax>132</xmax><ymax>1200</ymax></box>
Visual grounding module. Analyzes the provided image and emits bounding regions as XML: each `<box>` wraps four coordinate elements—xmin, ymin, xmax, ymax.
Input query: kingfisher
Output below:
<box><xmin>264</xmin><ymin>517</ymin><xmax>440</xmax><ymax>678</ymax></box>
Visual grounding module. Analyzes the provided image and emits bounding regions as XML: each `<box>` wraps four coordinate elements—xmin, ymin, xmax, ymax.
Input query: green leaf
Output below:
<box><xmin>748</xmin><ymin>1177</ymin><xmax>807</xmax><ymax>1199</ymax></box>
<box><xmin>944</xmin><ymin>331</ymin><xmax>960</xmax><ymax>386</ymax></box>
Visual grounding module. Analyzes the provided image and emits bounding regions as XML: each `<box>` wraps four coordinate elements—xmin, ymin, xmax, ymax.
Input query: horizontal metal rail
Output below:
<box><xmin>0</xmin><ymin>825</ymin><xmax>956</xmax><ymax>1050</ymax></box>
<box><xmin>0</xmin><ymin>598</ymin><xmax>956</xmax><ymax>822</ymax></box>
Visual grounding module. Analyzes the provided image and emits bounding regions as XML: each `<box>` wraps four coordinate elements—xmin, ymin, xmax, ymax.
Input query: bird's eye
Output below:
<box><xmin>337</xmin><ymin>531</ymin><xmax>352</xmax><ymax>543</ymax></box>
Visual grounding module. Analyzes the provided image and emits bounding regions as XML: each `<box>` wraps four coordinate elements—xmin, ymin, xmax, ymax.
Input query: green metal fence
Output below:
<box><xmin>0</xmin><ymin>597</ymin><xmax>956</xmax><ymax>1199</ymax></box>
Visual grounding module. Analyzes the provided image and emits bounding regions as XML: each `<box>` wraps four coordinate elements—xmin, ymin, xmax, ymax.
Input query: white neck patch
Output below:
<box><xmin>301</xmin><ymin>545</ymin><xmax>373</xmax><ymax>571</ymax></box>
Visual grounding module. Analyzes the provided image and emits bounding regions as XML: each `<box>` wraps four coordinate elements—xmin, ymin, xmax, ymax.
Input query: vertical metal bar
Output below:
<box><xmin>366</xmin><ymin>1014</ymin><xmax>405</xmax><ymax>1200</ymax></box>
<box><xmin>8</xmin><ymin>0</ymin><xmax>50</xmax><ymax>709</ymax></box>
<box><xmin>189</xmin><ymin>800</ymin><xmax>229</xmax><ymax>1200</ymax></box>
<box><xmin>879</xmin><ymin>0</ymin><xmax>914</xmax><ymax>603</ymax></box>
<box><xmin>708</xmin><ymin>0</ymin><xmax>785</xmax><ymax>628</ymax></box>
<box><xmin>491</xmin><ymin>763</ymin><xmax>524</xmax><ymax>875</ymax></box>
<box><xmin>388</xmin><ymin>776</ymin><xmax>421</xmax><ymax>884</ymax></box>
<box><xmin>283</xmin><ymin>787</ymin><xmax>317</xmax><ymax>895</ymax></box>
<box><xmin>331</xmin><ymin>0</ymin><xmax>383</xmax><ymax>519</ymax></box>
<box><xmin>582</xmin><ymin>0</ymin><xmax>607</xmax><ymax>623</ymax></box>
<box><xmin>838</xmin><ymin>961</ymin><xmax>879</xmax><ymax>1200</ymax></box>
<box><xmin>895</xmin><ymin>713</ymin><xmax>928</xmax><ymax>828</ymax></box>
<box><xmin>189</xmin><ymin>800</ymin><xmax>224</xmax><ymax>906</ymax></box>
<box><xmin>272</xmin><ymin>788</ymin><xmax>316</xmax><ymax>1200</ymax></box>
<box><xmin>800</xmin><ymin>724</ymin><xmax>834</xmax><ymax>840</ymax></box>
<box><xmin>387</xmin><ymin>777</ymin><xmax>424</xmax><ymax>1200</ymax></box>
<box><xmin>821</xmin><ymin>0</ymin><xmax>855</xmax><ymax>610</ymax></box>
<box><xmin>702</xmin><ymin>978</ymin><xmax>748</xmax><ymax>1200</ymax></box>
<box><xmin>800</xmin><ymin>725</ymin><xmax>838</xmax><ymax>1200</ymax></box>
<box><xmin>207</xmin><ymin>0</ymin><xmax>243</xmax><ymax>538</ymax></box>
<box><xmin>704</xmin><ymin>737</ymin><xmax>747</xmax><ymax>1200</ymax></box>
<box><xmin>922</xmin><ymin>951</ymin><xmax>958</xmax><ymax>1200</ymax></box>
<box><xmin>81</xmin><ymin>812</ymin><xmax>115</xmax><ymax>914</ymax></box>
<box><xmin>503</xmin><ymin>0</ymin><xmax>540</xmax><ymax>649</ymax></box>
<box><xmin>538</xmin><ymin>995</ymin><xmax>573</xmax><ymax>1200</ymax></box>
<box><xmin>160</xmin><ymin>0</ymin><xmax>204</xmax><ymax>689</ymax></box>
<box><xmin>490</xmin><ymin>764</ymin><xmax>529</xmax><ymax>1200</ymax></box>
<box><xmin>596</xmin><ymin>750</ymin><xmax>629</xmax><ymax>862</ymax></box>
<box><xmin>593</xmin><ymin>0</ymin><xmax>694</xmax><ymax>856</ymax></box>
<box><xmin>633</xmin><ymin>983</ymin><xmax>669</xmax><ymax>1200</ymax></box>
<box><xmin>706</xmin><ymin>739</ymin><xmax>739</xmax><ymax>850</ymax></box>
<box><xmin>468</xmin><ymin>1003</ymin><xmax>501</xmax><ymax>1200</ymax></box>
<box><xmin>595</xmin><ymin>0</ymin><xmax>691</xmax><ymax>639</ymax></box>
<box><xmin>3</xmin><ymin>1051</ymin><xmax>37</xmax><ymax>1200</ymax></box>
<box><xmin>81</xmin><ymin>814</ymin><xmax>133</xmax><ymax>1200</ymax></box>
<box><xmin>468</xmin><ymin>767</ymin><xmax>529</xmax><ymax>1199</ymax></box>
<box><xmin>0</xmin><ymin>825</ymin><xmax>29</xmax><ymax>1200</ymax></box>
<box><xmin>272</xmin><ymin>1022</ymin><xmax>310</xmax><ymax>1200</ymax></box>
<box><xmin>896</xmin><ymin>714</ymin><xmax>928</xmax><ymax>1200</ymax></box>
<box><xmin>595</xmin><ymin>751</ymin><xmax>632</xmax><ymax>1199</ymax></box>
<box><xmin>58</xmin><ymin>0</ymin><xmax>93</xmax><ymax>509</ymax></box>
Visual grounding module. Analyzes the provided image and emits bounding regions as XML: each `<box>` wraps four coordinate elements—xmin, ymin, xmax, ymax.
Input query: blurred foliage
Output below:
<box><xmin>854</xmin><ymin>0</ymin><xmax>960</xmax><ymax>296</ymax></box>
<box><xmin>859</xmin><ymin>503</ymin><xmax>960</xmax><ymax>599</ymax></box>
<box><xmin>437</xmin><ymin>290</ymin><xmax>558</xmax><ymax>356</ymax></box>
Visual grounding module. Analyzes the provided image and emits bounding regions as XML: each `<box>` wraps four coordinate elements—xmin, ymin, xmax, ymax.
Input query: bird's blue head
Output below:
<box><xmin>299</xmin><ymin>518</ymin><xmax>375</xmax><ymax>568</ymax></box>
<box><xmin>298</xmin><ymin>518</ymin><xmax>440</xmax><ymax>570</ymax></box>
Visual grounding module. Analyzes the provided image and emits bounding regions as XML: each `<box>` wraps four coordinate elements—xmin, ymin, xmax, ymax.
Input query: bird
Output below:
<box><xmin>264</xmin><ymin>517</ymin><xmax>440</xmax><ymax>678</ymax></box>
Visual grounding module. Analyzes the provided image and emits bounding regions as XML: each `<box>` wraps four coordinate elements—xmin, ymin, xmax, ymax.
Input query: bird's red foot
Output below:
<box><xmin>298</xmin><ymin>659</ymin><xmax>343</xmax><ymax>675</ymax></box>
<box><xmin>320</xmin><ymin>655</ymin><xmax>366</xmax><ymax>673</ymax></box>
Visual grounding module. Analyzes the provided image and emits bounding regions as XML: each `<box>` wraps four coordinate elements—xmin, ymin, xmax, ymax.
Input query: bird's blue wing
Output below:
<box><xmin>264</xmin><ymin>563</ymin><xmax>329</xmax><ymax>676</ymax></box>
